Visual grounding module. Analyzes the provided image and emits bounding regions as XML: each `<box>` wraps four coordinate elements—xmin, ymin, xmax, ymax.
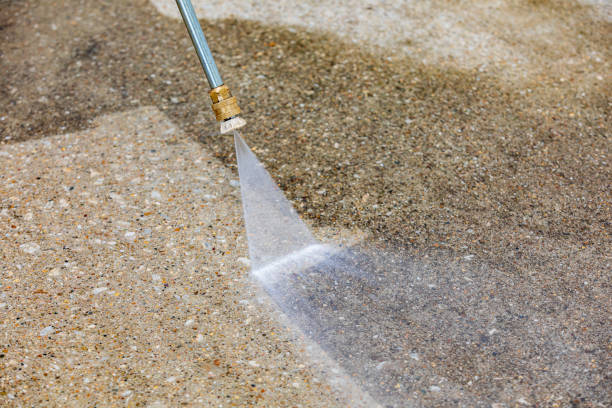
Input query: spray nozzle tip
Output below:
<box><xmin>220</xmin><ymin>116</ymin><xmax>247</xmax><ymax>134</ymax></box>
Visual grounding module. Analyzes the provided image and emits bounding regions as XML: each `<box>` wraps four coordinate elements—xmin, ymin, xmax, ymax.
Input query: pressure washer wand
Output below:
<box><xmin>175</xmin><ymin>0</ymin><xmax>246</xmax><ymax>134</ymax></box>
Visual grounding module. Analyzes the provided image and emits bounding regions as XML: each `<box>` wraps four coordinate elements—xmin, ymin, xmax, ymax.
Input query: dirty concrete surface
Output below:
<box><xmin>1</xmin><ymin>0</ymin><xmax>610</xmax><ymax>406</ymax></box>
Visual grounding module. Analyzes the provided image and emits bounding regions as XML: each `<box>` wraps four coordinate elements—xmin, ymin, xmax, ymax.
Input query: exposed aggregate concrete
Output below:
<box><xmin>1</xmin><ymin>0</ymin><xmax>610</xmax><ymax>406</ymax></box>
<box><xmin>0</xmin><ymin>107</ymin><xmax>352</xmax><ymax>407</ymax></box>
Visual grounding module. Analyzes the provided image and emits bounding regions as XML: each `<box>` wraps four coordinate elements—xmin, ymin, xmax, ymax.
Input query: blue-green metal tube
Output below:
<box><xmin>175</xmin><ymin>0</ymin><xmax>223</xmax><ymax>89</ymax></box>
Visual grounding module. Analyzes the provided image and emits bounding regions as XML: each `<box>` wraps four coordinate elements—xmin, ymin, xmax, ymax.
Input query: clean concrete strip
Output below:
<box><xmin>0</xmin><ymin>107</ymin><xmax>348</xmax><ymax>406</ymax></box>
<box><xmin>151</xmin><ymin>0</ymin><xmax>610</xmax><ymax>80</ymax></box>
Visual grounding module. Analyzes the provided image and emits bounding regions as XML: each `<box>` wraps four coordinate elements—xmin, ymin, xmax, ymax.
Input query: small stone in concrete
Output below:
<box><xmin>20</xmin><ymin>242</ymin><xmax>40</xmax><ymax>254</ymax></box>
<box><xmin>49</xmin><ymin>268</ymin><xmax>61</xmax><ymax>277</ymax></box>
<box><xmin>124</xmin><ymin>231</ymin><xmax>136</xmax><ymax>242</ymax></box>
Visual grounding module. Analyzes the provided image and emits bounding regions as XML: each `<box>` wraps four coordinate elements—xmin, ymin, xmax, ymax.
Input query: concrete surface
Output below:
<box><xmin>0</xmin><ymin>107</ymin><xmax>362</xmax><ymax>407</ymax></box>
<box><xmin>1</xmin><ymin>0</ymin><xmax>610</xmax><ymax>406</ymax></box>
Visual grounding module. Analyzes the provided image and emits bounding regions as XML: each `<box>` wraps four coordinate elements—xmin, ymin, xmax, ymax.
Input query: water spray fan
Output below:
<box><xmin>175</xmin><ymin>0</ymin><xmax>246</xmax><ymax>134</ymax></box>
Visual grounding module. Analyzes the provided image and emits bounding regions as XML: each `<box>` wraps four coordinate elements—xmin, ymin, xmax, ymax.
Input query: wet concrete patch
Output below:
<box><xmin>261</xmin><ymin>242</ymin><xmax>610</xmax><ymax>406</ymax></box>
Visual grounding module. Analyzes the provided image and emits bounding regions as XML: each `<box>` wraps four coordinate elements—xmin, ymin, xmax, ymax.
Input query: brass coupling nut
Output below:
<box><xmin>209</xmin><ymin>85</ymin><xmax>241</xmax><ymax>121</ymax></box>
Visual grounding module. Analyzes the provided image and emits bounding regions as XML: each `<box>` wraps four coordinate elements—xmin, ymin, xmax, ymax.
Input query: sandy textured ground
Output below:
<box><xmin>1</xmin><ymin>0</ymin><xmax>610</xmax><ymax>406</ymax></box>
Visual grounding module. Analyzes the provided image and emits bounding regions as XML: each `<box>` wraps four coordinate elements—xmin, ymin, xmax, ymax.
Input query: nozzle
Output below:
<box><xmin>220</xmin><ymin>116</ymin><xmax>247</xmax><ymax>134</ymax></box>
<box><xmin>209</xmin><ymin>84</ymin><xmax>246</xmax><ymax>134</ymax></box>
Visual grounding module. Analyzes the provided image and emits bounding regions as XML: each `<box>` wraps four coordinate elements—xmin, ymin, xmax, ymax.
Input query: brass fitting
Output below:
<box><xmin>209</xmin><ymin>85</ymin><xmax>241</xmax><ymax>121</ymax></box>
